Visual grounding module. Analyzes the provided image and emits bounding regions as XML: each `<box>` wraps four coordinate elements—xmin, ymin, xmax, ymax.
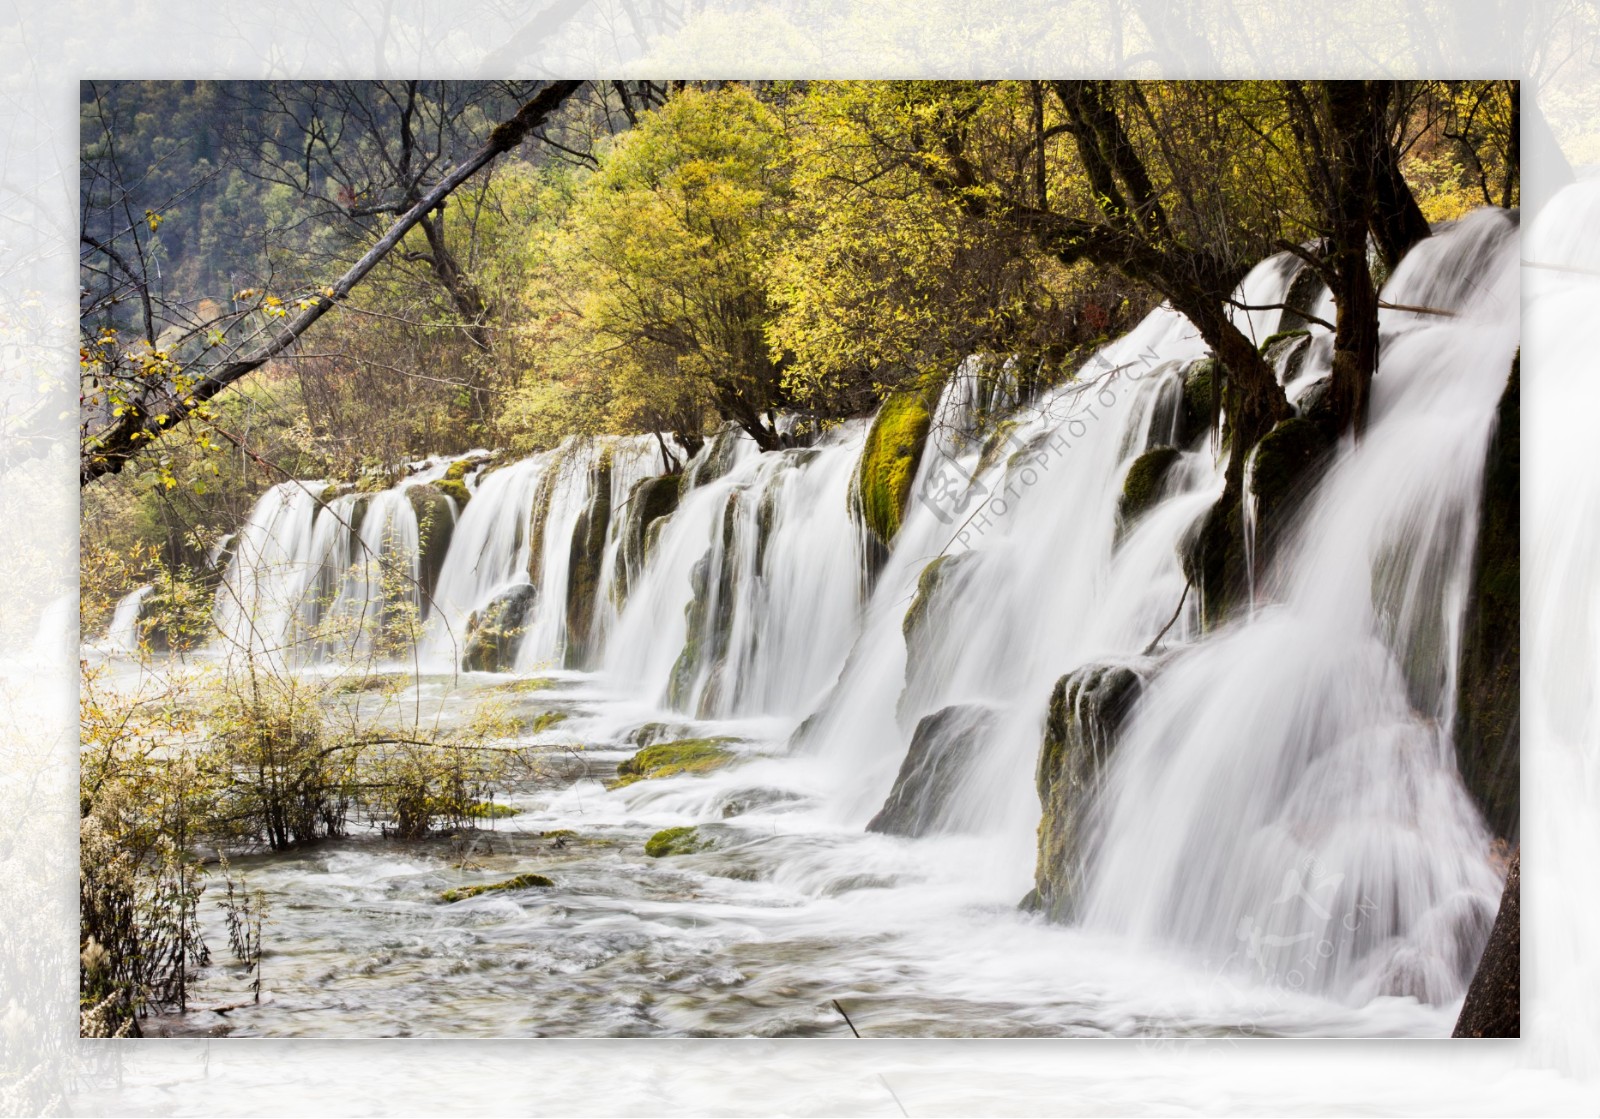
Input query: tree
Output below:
<box><xmin>1280</xmin><ymin>80</ymin><xmax>1431</xmax><ymax>436</ymax></box>
<box><xmin>895</xmin><ymin>80</ymin><xmax>1294</xmax><ymax>488</ymax></box>
<box><xmin>521</xmin><ymin>85</ymin><xmax>795</xmax><ymax>451</ymax></box>
<box><xmin>768</xmin><ymin>81</ymin><xmax>1145</xmax><ymax>419</ymax></box>
<box><xmin>80</xmin><ymin>80</ymin><xmax>584</xmax><ymax>487</ymax></box>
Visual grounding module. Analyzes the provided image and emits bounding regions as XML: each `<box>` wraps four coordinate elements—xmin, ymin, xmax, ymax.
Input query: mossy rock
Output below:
<box><xmin>977</xmin><ymin>418</ymin><xmax>1022</xmax><ymax>476</ymax></box>
<box><xmin>1276</xmin><ymin>261</ymin><xmax>1328</xmax><ymax>334</ymax></box>
<box><xmin>1249</xmin><ymin>416</ymin><xmax>1335</xmax><ymax>540</ymax></box>
<box><xmin>627</xmin><ymin>721</ymin><xmax>691</xmax><ymax>748</ymax></box>
<box><xmin>439</xmin><ymin>872</ymin><xmax>554</xmax><ymax>902</ymax></box>
<box><xmin>1181</xmin><ymin>491</ymin><xmax>1246</xmax><ymax>630</ymax></box>
<box><xmin>1028</xmin><ymin>661</ymin><xmax>1146</xmax><ymax>922</ymax></box>
<box><xmin>858</xmin><ymin>390</ymin><xmax>933</xmax><ymax>548</ymax></box>
<box><xmin>525</xmin><ymin>446</ymin><xmax>565</xmax><ymax>586</ymax></box>
<box><xmin>644</xmin><ymin>825</ymin><xmax>714</xmax><ymax>858</ymax></box>
<box><xmin>1118</xmin><ymin>446</ymin><xmax>1182</xmax><ymax>530</ymax></box>
<box><xmin>899</xmin><ymin>552</ymin><xmax>977</xmax><ymax>717</ymax></box>
<box><xmin>326</xmin><ymin>671</ymin><xmax>410</xmax><ymax>695</ymax></box>
<box><xmin>1453</xmin><ymin>354</ymin><xmax>1519</xmax><ymax>842</ymax></box>
<box><xmin>1181</xmin><ymin>415</ymin><xmax>1334</xmax><ymax>629</ymax></box>
<box><xmin>464</xmin><ymin>801</ymin><xmax>519</xmax><ymax>820</ymax></box>
<box><xmin>436</xmin><ymin>477</ymin><xmax>472</xmax><ymax>507</ymax></box>
<box><xmin>613</xmin><ymin>737</ymin><xmax>739</xmax><ymax>788</ymax></box>
<box><xmin>565</xmin><ymin>445</ymin><xmax>614</xmax><ymax>669</ymax></box>
<box><xmin>1179</xmin><ymin>358</ymin><xmax>1222</xmax><ymax>448</ymax></box>
<box><xmin>611</xmin><ymin>474</ymin><xmax>681</xmax><ymax>608</ymax></box>
<box><xmin>461</xmin><ymin>584</ymin><xmax>537</xmax><ymax>672</ymax></box>
<box><xmin>520</xmin><ymin>710</ymin><xmax>568</xmax><ymax>735</ymax></box>
<box><xmin>681</xmin><ymin>423</ymin><xmax>744</xmax><ymax>492</ymax></box>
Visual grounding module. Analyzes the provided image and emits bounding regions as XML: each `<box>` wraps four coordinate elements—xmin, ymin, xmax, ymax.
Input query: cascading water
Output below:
<box><xmin>1081</xmin><ymin>209</ymin><xmax>1518</xmax><ymax>1003</ymax></box>
<box><xmin>107</xmin><ymin>583</ymin><xmax>153</xmax><ymax>652</ymax></box>
<box><xmin>118</xmin><ymin>209</ymin><xmax>1517</xmax><ymax>1038</ymax></box>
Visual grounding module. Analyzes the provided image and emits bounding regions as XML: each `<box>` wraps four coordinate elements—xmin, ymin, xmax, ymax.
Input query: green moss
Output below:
<box><xmin>644</xmin><ymin>825</ymin><xmax>713</xmax><ymax>858</ymax></box>
<box><xmin>613</xmin><ymin>737</ymin><xmax>739</xmax><ymax>787</ymax></box>
<box><xmin>439</xmin><ymin>872</ymin><xmax>554</xmax><ymax>902</ymax></box>
<box><xmin>1118</xmin><ymin>446</ymin><xmax>1182</xmax><ymax>527</ymax></box>
<box><xmin>540</xmin><ymin>829</ymin><xmax>578</xmax><ymax>841</ymax></box>
<box><xmin>524</xmin><ymin>710</ymin><xmax>568</xmax><ymax>735</ymax></box>
<box><xmin>858</xmin><ymin>390</ymin><xmax>933</xmax><ymax>547</ymax></box>
<box><xmin>464</xmin><ymin>801</ymin><xmax>519</xmax><ymax>820</ymax></box>
<box><xmin>1257</xmin><ymin>328</ymin><xmax>1310</xmax><ymax>355</ymax></box>
<box><xmin>435</xmin><ymin>477</ymin><xmax>472</xmax><ymax>507</ymax></box>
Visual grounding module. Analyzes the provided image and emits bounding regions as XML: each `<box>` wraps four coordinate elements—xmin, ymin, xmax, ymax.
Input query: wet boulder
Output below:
<box><xmin>461</xmin><ymin>584</ymin><xmax>537</xmax><ymax>673</ymax></box>
<box><xmin>1179</xmin><ymin>357</ymin><xmax>1222</xmax><ymax>448</ymax></box>
<box><xmin>1026</xmin><ymin>660</ymin><xmax>1145</xmax><ymax>922</ymax></box>
<box><xmin>1453</xmin><ymin>355</ymin><xmax>1519</xmax><ymax>842</ymax></box>
<box><xmin>867</xmin><ymin>703</ymin><xmax>997</xmax><ymax>838</ymax></box>
<box><xmin>1117</xmin><ymin>446</ymin><xmax>1182</xmax><ymax>534</ymax></box>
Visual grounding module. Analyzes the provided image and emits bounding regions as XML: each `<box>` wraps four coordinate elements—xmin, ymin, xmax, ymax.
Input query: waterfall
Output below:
<box><xmin>168</xmin><ymin>208</ymin><xmax>1515</xmax><ymax>1022</ymax></box>
<box><xmin>1080</xmin><ymin>210</ymin><xmax>1518</xmax><ymax>1003</ymax></box>
<box><xmin>107</xmin><ymin>584</ymin><xmax>154</xmax><ymax>652</ymax></box>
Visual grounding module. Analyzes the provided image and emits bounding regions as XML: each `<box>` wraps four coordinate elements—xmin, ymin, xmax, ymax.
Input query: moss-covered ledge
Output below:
<box><xmin>858</xmin><ymin>389</ymin><xmax>934</xmax><ymax>548</ymax></box>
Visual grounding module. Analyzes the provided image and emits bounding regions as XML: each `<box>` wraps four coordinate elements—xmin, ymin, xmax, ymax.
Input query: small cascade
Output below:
<box><xmin>107</xmin><ymin>584</ymin><xmax>154</xmax><ymax>652</ymax></box>
<box><xmin>211</xmin><ymin>480</ymin><xmax>327</xmax><ymax>667</ymax></box>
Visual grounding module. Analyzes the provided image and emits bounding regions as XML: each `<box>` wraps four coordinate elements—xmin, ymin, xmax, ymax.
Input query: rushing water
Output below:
<box><xmin>104</xmin><ymin>211</ymin><xmax>1517</xmax><ymax>1038</ymax></box>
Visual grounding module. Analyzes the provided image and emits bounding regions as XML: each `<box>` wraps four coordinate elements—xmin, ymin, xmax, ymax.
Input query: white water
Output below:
<box><xmin>114</xmin><ymin>210</ymin><xmax>1517</xmax><ymax>1037</ymax></box>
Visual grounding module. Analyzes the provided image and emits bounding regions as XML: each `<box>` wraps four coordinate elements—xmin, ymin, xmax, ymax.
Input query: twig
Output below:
<box><xmin>1142</xmin><ymin>579</ymin><xmax>1191</xmax><ymax>656</ymax></box>
<box><xmin>833</xmin><ymin>998</ymin><xmax>862</xmax><ymax>1038</ymax></box>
